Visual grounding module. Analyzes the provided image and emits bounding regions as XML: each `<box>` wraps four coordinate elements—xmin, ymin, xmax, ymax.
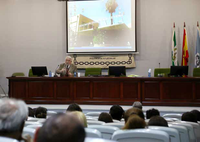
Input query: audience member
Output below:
<box><xmin>109</xmin><ymin>105</ymin><xmax>124</xmax><ymax>121</ymax></box>
<box><xmin>66</xmin><ymin>103</ymin><xmax>82</xmax><ymax>112</ymax></box>
<box><xmin>146</xmin><ymin>108</ymin><xmax>160</xmax><ymax>119</ymax></box>
<box><xmin>181</xmin><ymin>112</ymin><xmax>197</xmax><ymax>123</ymax></box>
<box><xmin>35</xmin><ymin>107</ymin><xmax>47</xmax><ymax>118</ymax></box>
<box><xmin>28</xmin><ymin>107</ymin><xmax>35</xmax><ymax>117</ymax></box>
<box><xmin>132</xmin><ymin>101</ymin><xmax>142</xmax><ymax>110</ymax></box>
<box><xmin>124</xmin><ymin>108</ymin><xmax>144</xmax><ymax>123</ymax></box>
<box><xmin>191</xmin><ymin>110</ymin><xmax>200</xmax><ymax>121</ymax></box>
<box><xmin>148</xmin><ymin>116</ymin><xmax>168</xmax><ymax>127</ymax></box>
<box><xmin>35</xmin><ymin>113</ymin><xmax>85</xmax><ymax>142</ymax></box>
<box><xmin>71</xmin><ymin>111</ymin><xmax>87</xmax><ymax>127</ymax></box>
<box><xmin>98</xmin><ymin>112</ymin><xmax>113</xmax><ymax>123</ymax></box>
<box><xmin>0</xmin><ymin>98</ymin><xmax>30</xmax><ymax>142</ymax></box>
<box><xmin>123</xmin><ymin>114</ymin><xmax>146</xmax><ymax>130</ymax></box>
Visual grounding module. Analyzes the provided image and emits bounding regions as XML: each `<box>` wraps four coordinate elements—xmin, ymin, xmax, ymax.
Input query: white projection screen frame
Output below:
<box><xmin>67</xmin><ymin>0</ymin><xmax>136</xmax><ymax>54</ymax></box>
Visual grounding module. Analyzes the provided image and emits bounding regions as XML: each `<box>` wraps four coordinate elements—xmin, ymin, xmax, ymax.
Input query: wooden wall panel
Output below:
<box><xmin>123</xmin><ymin>81</ymin><xmax>139</xmax><ymax>99</ymax></box>
<box><xmin>195</xmin><ymin>82</ymin><xmax>200</xmax><ymax>99</ymax></box>
<box><xmin>93</xmin><ymin>81</ymin><xmax>120</xmax><ymax>99</ymax></box>
<box><xmin>28</xmin><ymin>81</ymin><xmax>54</xmax><ymax>99</ymax></box>
<box><xmin>162</xmin><ymin>82</ymin><xmax>193</xmax><ymax>100</ymax></box>
<box><xmin>74</xmin><ymin>81</ymin><xmax>90</xmax><ymax>99</ymax></box>
<box><xmin>143</xmin><ymin>81</ymin><xmax>160</xmax><ymax>100</ymax></box>
<box><xmin>11</xmin><ymin>81</ymin><xmax>26</xmax><ymax>99</ymax></box>
<box><xmin>56</xmin><ymin>81</ymin><xmax>71</xmax><ymax>99</ymax></box>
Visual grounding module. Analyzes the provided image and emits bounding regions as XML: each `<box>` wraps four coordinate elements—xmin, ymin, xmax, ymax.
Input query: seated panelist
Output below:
<box><xmin>56</xmin><ymin>56</ymin><xmax>77</xmax><ymax>77</ymax></box>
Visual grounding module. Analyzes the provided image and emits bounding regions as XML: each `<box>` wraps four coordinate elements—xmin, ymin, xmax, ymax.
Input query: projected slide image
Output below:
<box><xmin>67</xmin><ymin>0</ymin><xmax>135</xmax><ymax>53</ymax></box>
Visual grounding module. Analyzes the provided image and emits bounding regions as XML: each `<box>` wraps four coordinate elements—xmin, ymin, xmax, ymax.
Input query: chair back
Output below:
<box><xmin>86</xmin><ymin>112</ymin><xmax>101</xmax><ymax>117</ymax></box>
<box><xmin>26</xmin><ymin>124</ymin><xmax>43</xmax><ymax>129</ymax></box>
<box><xmin>88</xmin><ymin>125</ymin><xmax>119</xmax><ymax>139</ymax></box>
<box><xmin>154</xmin><ymin>68</ymin><xmax>170</xmax><ymax>77</ymax></box>
<box><xmin>22</xmin><ymin>127</ymin><xmax>36</xmax><ymax>138</ymax></box>
<box><xmin>172</xmin><ymin>122</ymin><xmax>196</xmax><ymax>142</ymax></box>
<box><xmin>103</xmin><ymin>122</ymin><xmax>124</xmax><ymax>129</ymax></box>
<box><xmin>12</xmin><ymin>72</ymin><xmax>25</xmax><ymax>77</ymax></box>
<box><xmin>193</xmin><ymin>68</ymin><xmax>200</xmax><ymax>77</ymax></box>
<box><xmin>149</xmin><ymin>126</ymin><xmax>181</xmax><ymax>142</ymax></box>
<box><xmin>84</xmin><ymin>137</ymin><xmax>116</xmax><ymax>142</ymax></box>
<box><xmin>87</xmin><ymin>120</ymin><xmax>105</xmax><ymax>125</ymax></box>
<box><xmin>169</xmin><ymin>124</ymin><xmax>190</xmax><ymax>142</ymax></box>
<box><xmin>112</xmin><ymin>129</ymin><xmax>170</xmax><ymax>142</ymax></box>
<box><xmin>0</xmin><ymin>137</ymin><xmax>19</xmax><ymax>142</ymax></box>
<box><xmin>85</xmin><ymin>128</ymin><xmax>102</xmax><ymax>138</ymax></box>
<box><xmin>85</xmin><ymin>68</ymin><xmax>101</xmax><ymax>76</ymax></box>
<box><xmin>163</xmin><ymin>113</ymin><xmax>182</xmax><ymax>120</ymax></box>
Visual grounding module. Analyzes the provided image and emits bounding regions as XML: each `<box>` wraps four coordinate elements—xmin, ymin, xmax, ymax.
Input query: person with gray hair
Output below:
<box><xmin>56</xmin><ymin>56</ymin><xmax>77</xmax><ymax>77</ymax></box>
<box><xmin>0</xmin><ymin>98</ymin><xmax>29</xmax><ymax>141</ymax></box>
<box><xmin>132</xmin><ymin>101</ymin><xmax>142</xmax><ymax>110</ymax></box>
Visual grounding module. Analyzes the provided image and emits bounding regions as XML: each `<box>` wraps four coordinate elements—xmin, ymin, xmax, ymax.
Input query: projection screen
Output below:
<box><xmin>67</xmin><ymin>0</ymin><xmax>136</xmax><ymax>54</ymax></box>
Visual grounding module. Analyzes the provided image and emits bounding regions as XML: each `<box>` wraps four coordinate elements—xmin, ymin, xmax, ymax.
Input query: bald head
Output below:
<box><xmin>36</xmin><ymin>113</ymin><xmax>85</xmax><ymax>142</ymax></box>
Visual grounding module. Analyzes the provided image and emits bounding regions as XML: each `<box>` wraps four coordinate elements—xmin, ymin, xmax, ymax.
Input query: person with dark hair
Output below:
<box><xmin>148</xmin><ymin>116</ymin><xmax>168</xmax><ymax>127</ymax></box>
<box><xmin>146</xmin><ymin>108</ymin><xmax>160</xmax><ymax>119</ymax></box>
<box><xmin>98</xmin><ymin>112</ymin><xmax>113</xmax><ymax>123</ymax></box>
<box><xmin>191</xmin><ymin>110</ymin><xmax>200</xmax><ymax>121</ymax></box>
<box><xmin>28</xmin><ymin>107</ymin><xmax>35</xmax><ymax>117</ymax></box>
<box><xmin>132</xmin><ymin>101</ymin><xmax>142</xmax><ymax>110</ymax></box>
<box><xmin>35</xmin><ymin>113</ymin><xmax>85</xmax><ymax>142</ymax></box>
<box><xmin>181</xmin><ymin>112</ymin><xmax>197</xmax><ymax>123</ymax></box>
<box><xmin>109</xmin><ymin>105</ymin><xmax>124</xmax><ymax>121</ymax></box>
<box><xmin>123</xmin><ymin>114</ymin><xmax>146</xmax><ymax>130</ymax></box>
<box><xmin>66</xmin><ymin>103</ymin><xmax>82</xmax><ymax>112</ymax></box>
<box><xmin>35</xmin><ymin>107</ymin><xmax>47</xmax><ymax>118</ymax></box>
<box><xmin>124</xmin><ymin>108</ymin><xmax>145</xmax><ymax>123</ymax></box>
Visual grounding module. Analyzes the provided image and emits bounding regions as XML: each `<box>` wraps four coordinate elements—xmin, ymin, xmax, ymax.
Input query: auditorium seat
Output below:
<box><xmin>84</xmin><ymin>137</ymin><xmax>116</xmax><ymax>142</ymax></box>
<box><xmin>26</xmin><ymin>124</ymin><xmax>42</xmax><ymax>129</ymax></box>
<box><xmin>193</xmin><ymin>68</ymin><xmax>200</xmax><ymax>77</ymax></box>
<box><xmin>0</xmin><ymin>137</ymin><xmax>19</xmax><ymax>142</ymax></box>
<box><xmin>148</xmin><ymin>126</ymin><xmax>181</xmax><ymax>142</ymax></box>
<box><xmin>172</xmin><ymin>122</ymin><xmax>196</xmax><ymax>142</ymax></box>
<box><xmin>85</xmin><ymin>68</ymin><xmax>102</xmax><ymax>76</ymax></box>
<box><xmin>103</xmin><ymin>122</ymin><xmax>124</xmax><ymax>129</ymax></box>
<box><xmin>86</xmin><ymin>112</ymin><xmax>101</xmax><ymax>117</ymax></box>
<box><xmin>175</xmin><ymin>121</ymin><xmax>200</xmax><ymax>142</ymax></box>
<box><xmin>87</xmin><ymin>120</ymin><xmax>105</xmax><ymax>125</ymax></box>
<box><xmin>25</xmin><ymin>121</ymin><xmax>42</xmax><ymax>127</ymax></box>
<box><xmin>85</xmin><ymin>128</ymin><xmax>102</xmax><ymax>138</ymax></box>
<box><xmin>154</xmin><ymin>68</ymin><xmax>170</xmax><ymax>77</ymax></box>
<box><xmin>22</xmin><ymin>127</ymin><xmax>36</xmax><ymax>138</ymax></box>
<box><xmin>163</xmin><ymin>113</ymin><xmax>182</xmax><ymax>120</ymax></box>
<box><xmin>169</xmin><ymin>124</ymin><xmax>190</xmax><ymax>142</ymax></box>
<box><xmin>88</xmin><ymin>125</ymin><xmax>119</xmax><ymax>139</ymax></box>
<box><xmin>112</xmin><ymin>129</ymin><xmax>170</xmax><ymax>142</ymax></box>
<box><xmin>28</xmin><ymin>69</ymin><xmax>37</xmax><ymax>77</ymax></box>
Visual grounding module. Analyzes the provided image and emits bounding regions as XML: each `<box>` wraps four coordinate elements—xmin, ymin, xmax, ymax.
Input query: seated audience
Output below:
<box><xmin>124</xmin><ymin>108</ymin><xmax>145</xmax><ymax>123</ymax></box>
<box><xmin>148</xmin><ymin>116</ymin><xmax>168</xmax><ymax>127</ymax></box>
<box><xmin>123</xmin><ymin>114</ymin><xmax>146</xmax><ymax>130</ymax></box>
<box><xmin>191</xmin><ymin>110</ymin><xmax>200</xmax><ymax>121</ymax></box>
<box><xmin>0</xmin><ymin>98</ymin><xmax>31</xmax><ymax>142</ymax></box>
<box><xmin>132</xmin><ymin>101</ymin><xmax>142</xmax><ymax>110</ymax></box>
<box><xmin>146</xmin><ymin>108</ymin><xmax>160</xmax><ymax>119</ymax></box>
<box><xmin>66</xmin><ymin>103</ymin><xmax>82</xmax><ymax>112</ymax></box>
<box><xmin>109</xmin><ymin>105</ymin><xmax>124</xmax><ymax>121</ymax></box>
<box><xmin>35</xmin><ymin>113</ymin><xmax>85</xmax><ymax>142</ymax></box>
<box><xmin>28</xmin><ymin>107</ymin><xmax>35</xmax><ymax>117</ymax></box>
<box><xmin>35</xmin><ymin>107</ymin><xmax>47</xmax><ymax>118</ymax></box>
<box><xmin>98</xmin><ymin>112</ymin><xmax>113</xmax><ymax>123</ymax></box>
<box><xmin>71</xmin><ymin>111</ymin><xmax>88</xmax><ymax>127</ymax></box>
<box><xmin>181</xmin><ymin>112</ymin><xmax>197</xmax><ymax>123</ymax></box>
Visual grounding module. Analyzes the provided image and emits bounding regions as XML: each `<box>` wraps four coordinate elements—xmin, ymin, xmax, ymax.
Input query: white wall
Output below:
<box><xmin>0</xmin><ymin>0</ymin><xmax>200</xmax><ymax>94</ymax></box>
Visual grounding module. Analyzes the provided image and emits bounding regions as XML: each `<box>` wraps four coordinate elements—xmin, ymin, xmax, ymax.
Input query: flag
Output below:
<box><xmin>181</xmin><ymin>27</ymin><xmax>189</xmax><ymax>66</ymax></box>
<box><xmin>195</xmin><ymin>27</ymin><xmax>200</xmax><ymax>68</ymax></box>
<box><xmin>172</xmin><ymin>26</ymin><xmax>178</xmax><ymax>66</ymax></box>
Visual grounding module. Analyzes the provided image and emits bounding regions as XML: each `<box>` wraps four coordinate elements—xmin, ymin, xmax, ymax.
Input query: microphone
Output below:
<box><xmin>54</xmin><ymin>65</ymin><xmax>60</xmax><ymax>77</ymax></box>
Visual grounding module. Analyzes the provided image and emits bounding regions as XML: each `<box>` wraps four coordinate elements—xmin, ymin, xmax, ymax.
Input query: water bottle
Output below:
<box><xmin>148</xmin><ymin>69</ymin><xmax>151</xmax><ymax>77</ymax></box>
<box><xmin>74</xmin><ymin>72</ymin><xmax>77</xmax><ymax>77</ymax></box>
<box><xmin>49</xmin><ymin>70</ymin><xmax>52</xmax><ymax>77</ymax></box>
